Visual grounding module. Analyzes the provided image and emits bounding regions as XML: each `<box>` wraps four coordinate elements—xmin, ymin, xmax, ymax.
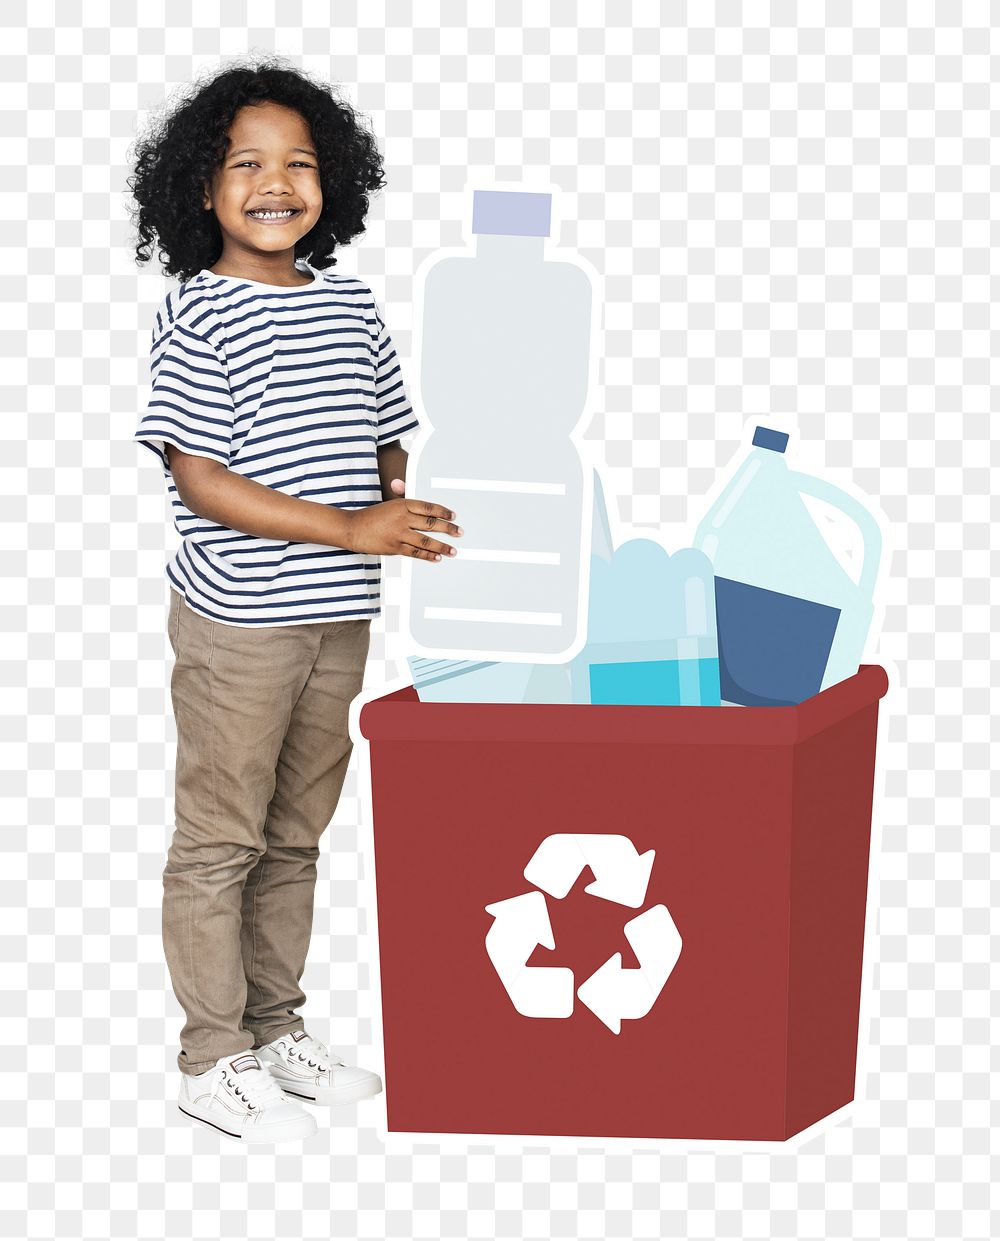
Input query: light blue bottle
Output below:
<box><xmin>693</xmin><ymin>426</ymin><xmax>882</xmax><ymax>706</ymax></box>
<box><xmin>569</xmin><ymin>540</ymin><xmax>721</xmax><ymax>706</ymax></box>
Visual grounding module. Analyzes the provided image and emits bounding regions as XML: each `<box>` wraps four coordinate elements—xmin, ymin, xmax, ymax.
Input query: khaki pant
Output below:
<box><xmin>163</xmin><ymin>588</ymin><xmax>372</xmax><ymax>1076</ymax></box>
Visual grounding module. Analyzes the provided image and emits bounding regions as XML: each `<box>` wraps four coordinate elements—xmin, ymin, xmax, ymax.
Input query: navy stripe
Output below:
<box><xmin>178</xmin><ymin>541</ymin><xmax>382</xmax><ymax>612</ymax></box>
<box><xmin>137</xmin><ymin>262</ymin><xmax>419</xmax><ymax>627</ymax></box>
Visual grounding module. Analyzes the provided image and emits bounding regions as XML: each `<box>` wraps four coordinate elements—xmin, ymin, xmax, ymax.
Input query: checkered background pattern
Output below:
<box><xmin>2</xmin><ymin>2</ymin><xmax>995</xmax><ymax>1238</ymax></box>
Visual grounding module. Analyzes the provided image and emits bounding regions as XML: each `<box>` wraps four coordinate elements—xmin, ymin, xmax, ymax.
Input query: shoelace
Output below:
<box><xmin>285</xmin><ymin>1032</ymin><xmax>345</xmax><ymax>1074</ymax></box>
<box><xmin>208</xmin><ymin>1065</ymin><xmax>288</xmax><ymax>1110</ymax></box>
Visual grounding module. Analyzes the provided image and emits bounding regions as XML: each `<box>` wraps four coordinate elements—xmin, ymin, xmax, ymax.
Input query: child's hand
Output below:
<box><xmin>348</xmin><ymin>493</ymin><xmax>461</xmax><ymax>560</ymax></box>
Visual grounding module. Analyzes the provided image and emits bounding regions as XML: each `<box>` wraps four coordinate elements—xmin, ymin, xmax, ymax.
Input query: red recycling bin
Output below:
<box><xmin>358</xmin><ymin>664</ymin><xmax>888</xmax><ymax>1142</ymax></box>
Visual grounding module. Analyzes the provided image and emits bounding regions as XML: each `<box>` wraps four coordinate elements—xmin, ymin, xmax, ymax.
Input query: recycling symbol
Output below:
<box><xmin>485</xmin><ymin>833</ymin><xmax>682</xmax><ymax>1034</ymax></box>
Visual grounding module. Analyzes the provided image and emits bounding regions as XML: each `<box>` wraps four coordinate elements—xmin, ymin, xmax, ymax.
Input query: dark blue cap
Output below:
<box><xmin>752</xmin><ymin>426</ymin><xmax>789</xmax><ymax>453</ymax></box>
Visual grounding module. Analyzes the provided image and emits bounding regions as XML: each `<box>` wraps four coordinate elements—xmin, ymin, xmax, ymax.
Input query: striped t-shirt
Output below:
<box><xmin>134</xmin><ymin>259</ymin><xmax>420</xmax><ymax>626</ymax></box>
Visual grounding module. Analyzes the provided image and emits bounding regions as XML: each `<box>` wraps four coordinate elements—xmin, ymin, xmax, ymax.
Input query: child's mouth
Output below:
<box><xmin>245</xmin><ymin>209</ymin><xmax>302</xmax><ymax>224</ymax></box>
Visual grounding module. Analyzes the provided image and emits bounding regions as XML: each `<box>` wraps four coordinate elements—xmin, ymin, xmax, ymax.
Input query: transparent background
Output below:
<box><xmin>1</xmin><ymin>2</ymin><xmax>995</xmax><ymax>1238</ymax></box>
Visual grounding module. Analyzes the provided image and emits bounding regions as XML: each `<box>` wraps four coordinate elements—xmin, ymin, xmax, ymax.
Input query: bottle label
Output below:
<box><xmin>715</xmin><ymin>578</ymin><xmax>841</xmax><ymax>707</ymax></box>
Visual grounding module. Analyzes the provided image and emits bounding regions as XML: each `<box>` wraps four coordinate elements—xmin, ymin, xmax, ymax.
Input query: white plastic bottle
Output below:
<box><xmin>406</xmin><ymin>187</ymin><xmax>595</xmax><ymax>660</ymax></box>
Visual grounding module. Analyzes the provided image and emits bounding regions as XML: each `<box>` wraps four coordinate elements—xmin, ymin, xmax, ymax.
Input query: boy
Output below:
<box><xmin>132</xmin><ymin>79</ymin><xmax>460</xmax><ymax>1142</ymax></box>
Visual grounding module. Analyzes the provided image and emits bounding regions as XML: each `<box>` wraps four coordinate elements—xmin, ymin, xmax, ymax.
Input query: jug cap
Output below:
<box><xmin>752</xmin><ymin>426</ymin><xmax>789</xmax><ymax>453</ymax></box>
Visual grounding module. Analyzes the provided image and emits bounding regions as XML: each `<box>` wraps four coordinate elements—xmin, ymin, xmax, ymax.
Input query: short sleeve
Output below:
<box><xmin>135</xmin><ymin>306</ymin><xmax>236</xmax><ymax>470</ymax></box>
<box><xmin>372</xmin><ymin>301</ymin><xmax>420</xmax><ymax>447</ymax></box>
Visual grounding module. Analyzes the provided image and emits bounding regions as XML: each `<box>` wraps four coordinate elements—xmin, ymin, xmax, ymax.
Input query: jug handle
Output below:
<box><xmin>786</xmin><ymin>471</ymin><xmax>882</xmax><ymax>600</ymax></box>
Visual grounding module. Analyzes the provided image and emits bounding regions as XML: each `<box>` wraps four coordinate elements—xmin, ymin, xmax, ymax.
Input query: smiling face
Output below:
<box><xmin>201</xmin><ymin>100</ymin><xmax>323</xmax><ymax>280</ymax></box>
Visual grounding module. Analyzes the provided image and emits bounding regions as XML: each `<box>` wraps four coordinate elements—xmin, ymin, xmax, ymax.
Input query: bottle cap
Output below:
<box><xmin>472</xmin><ymin>190</ymin><xmax>552</xmax><ymax>237</ymax></box>
<box><xmin>752</xmin><ymin>426</ymin><xmax>789</xmax><ymax>453</ymax></box>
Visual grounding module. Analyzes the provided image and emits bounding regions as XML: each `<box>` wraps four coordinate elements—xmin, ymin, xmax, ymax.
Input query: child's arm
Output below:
<box><xmin>166</xmin><ymin>444</ymin><xmax>458</xmax><ymax>561</ymax></box>
<box><xmin>376</xmin><ymin>439</ymin><xmax>408</xmax><ymax>500</ymax></box>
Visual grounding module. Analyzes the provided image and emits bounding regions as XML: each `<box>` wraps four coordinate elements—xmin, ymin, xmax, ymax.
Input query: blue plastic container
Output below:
<box><xmin>569</xmin><ymin>541</ymin><xmax>721</xmax><ymax>706</ymax></box>
<box><xmin>694</xmin><ymin>427</ymin><xmax>882</xmax><ymax>706</ymax></box>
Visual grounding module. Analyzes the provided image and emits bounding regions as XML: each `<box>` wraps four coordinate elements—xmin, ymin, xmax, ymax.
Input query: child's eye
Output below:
<box><xmin>234</xmin><ymin>161</ymin><xmax>313</xmax><ymax>168</ymax></box>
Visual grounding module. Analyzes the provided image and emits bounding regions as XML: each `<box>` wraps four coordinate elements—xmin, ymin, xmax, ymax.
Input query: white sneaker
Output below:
<box><xmin>177</xmin><ymin>1050</ymin><xmax>318</xmax><ymax>1144</ymax></box>
<box><xmin>255</xmin><ymin>1030</ymin><xmax>383</xmax><ymax>1106</ymax></box>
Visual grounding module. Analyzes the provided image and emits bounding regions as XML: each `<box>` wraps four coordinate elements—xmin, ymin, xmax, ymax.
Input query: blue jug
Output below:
<box><xmin>693</xmin><ymin>427</ymin><xmax>882</xmax><ymax>706</ymax></box>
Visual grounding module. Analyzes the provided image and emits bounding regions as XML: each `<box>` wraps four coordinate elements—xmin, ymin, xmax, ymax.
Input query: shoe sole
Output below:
<box><xmin>275</xmin><ymin>1079</ymin><xmax>383</xmax><ymax>1107</ymax></box>
<box><xmin>178</xmin><ymin>1102</ymin><xmax>317</xmax><ymax>1144</ymax></box>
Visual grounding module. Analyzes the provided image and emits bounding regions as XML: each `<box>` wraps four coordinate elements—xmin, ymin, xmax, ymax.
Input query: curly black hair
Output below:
<box><xmin>126</xmin><ymin>53</ymin><xmax>386</xmax><ymax>283</ymax></box>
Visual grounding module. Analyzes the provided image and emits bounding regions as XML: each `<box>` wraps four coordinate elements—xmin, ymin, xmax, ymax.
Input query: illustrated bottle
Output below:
<box><xmin>407</xmin><ymin>189</ymin><xmax>594</xmax><ymax>658</ymax></box>
<box><xmin>568</xmin><ymin>541</ymin><xmax>722</xmax><ymax>706</ymax></box>
<box><xmin>693</xmin><ymin>426</ymin><xmax>882</xmax><ymax>706</ymax></box>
